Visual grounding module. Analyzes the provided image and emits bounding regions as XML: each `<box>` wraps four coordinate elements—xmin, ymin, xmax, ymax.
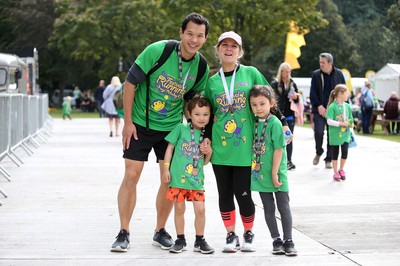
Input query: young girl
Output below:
<box><xmin>162</xmin><ymin>95</ymin><xmax>214</xmax><ymax>254</ymax></box>
<box><xmin>326</xmin><ymin>84</ymin><xmax>354</xmax><ymax>181</ymax></box>
<box><xmin>249</xmin><ymin>85</ymin><xmax>297</xmax><ymax>256</ymax></box>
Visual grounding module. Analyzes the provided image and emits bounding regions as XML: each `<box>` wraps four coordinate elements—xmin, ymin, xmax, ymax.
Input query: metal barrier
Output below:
<box><xmin>0</xmin><ymin>93</ymin><xmax>51</xmax><ymax>205</ymax></box>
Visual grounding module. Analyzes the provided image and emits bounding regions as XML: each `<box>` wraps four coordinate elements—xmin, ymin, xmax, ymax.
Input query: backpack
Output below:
<box><xmin>360</xmin><ymin>91</ymin><xmax>374</xmax><ymax>110</ymax></box>
<box><xmin>113</xmin><ymin>84</ymin><xmax>124</xmax><ymax>110</ymax></box>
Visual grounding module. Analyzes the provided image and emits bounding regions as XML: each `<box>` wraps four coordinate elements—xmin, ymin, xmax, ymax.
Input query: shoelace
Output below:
<box><xmin>116</xmin><ymin>231</ymin><xmax>129</xmax><ymax>242</ymax></box>
<box><xmin>244</xmin><ymin>232</ymin><xmax>253</xmax><ymax>243</ymax></box>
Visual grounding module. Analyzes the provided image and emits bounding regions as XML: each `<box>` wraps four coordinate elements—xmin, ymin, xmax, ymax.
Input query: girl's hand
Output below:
<box><xmin>341</xmin><ymin>121</ymin><xmax>349</xmax><ymax>127</ymax></box>
<box><xmin>213</xmin><ymin>115</ymin><xmax>218</xmax><ymax>123</ymax></box>
<box><xmin>272</xmin><ymin>174</ymin><xmax>282</xmax><ymax>188</ymax></box>
<box><xmin>200</xmin><ymin>138</ymin><xmax>212</xmax><ymax>156</ymax></box>
<box><xmin>162</xmin><ymin>170</ymin><xmax>171</xmax><ymax>183</ymax></box>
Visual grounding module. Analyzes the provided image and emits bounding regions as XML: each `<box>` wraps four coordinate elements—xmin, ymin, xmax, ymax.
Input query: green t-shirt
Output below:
<box><xmin>204</xmin><ymin>65</ymin><xmax>268</xmax><ymax>166</ymax></box>
<box><xmin>165</xmin><ymin>123</ymin><xmax>206</xmax><ymax>190</ymax></box>
<box><xmin>132</xmin><ymin>40</ymin><xmax>210</xmax><ymax>131</ymax></box>
<box><xmin>250</xmin><ymin>115</ymin><xmax>289</xmax><ymax>192</ymax></box>
<box><xmin>326</xmin><ymin>102</ymin><xmax>354</xmax><ymax>145</ymax></box>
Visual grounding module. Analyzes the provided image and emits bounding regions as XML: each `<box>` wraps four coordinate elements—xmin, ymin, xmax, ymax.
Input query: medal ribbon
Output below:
<box><xmin>253</xmin><ymin>115</ymin><xmax>272</xmax><ymax>163</ymax></box>
<box><xmin>220</xmin><ymin>64</ymin><xmax>238</xmax><ymax>112</ymax></box>
<box><xmin>190</xmin><ymin>123</ymin><xmax>205</xmax><ymax>169</ymax></box>
<box><xmin>177</xmin><ymin>44</ymin><xmax>192</xmax><ymax>90</ymax></box>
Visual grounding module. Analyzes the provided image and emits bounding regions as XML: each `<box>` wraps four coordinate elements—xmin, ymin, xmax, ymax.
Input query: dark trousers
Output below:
<box><xmin>362</xmin><ymin>108</ymin><xmax>373</xmax><ymax>134</ymax></box>
<box><xmin>313</xmin><ymin>112</ymin><xmax>332</xmax><ymax>162</ymax></box>
<box><xmin>286</xmin><ymin>119</ymin><xmax>295</xmax><ymax>162</ymax></box>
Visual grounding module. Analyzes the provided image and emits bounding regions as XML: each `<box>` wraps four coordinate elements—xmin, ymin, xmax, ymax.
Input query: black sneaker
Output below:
<box><xmin>110</xmin><ymin>229</ymin><xmax>130</xmax><ymax>252</ymax></box>
<box><xmin>223</xmin><ymin>231</ymin><xmax>240</xmax><ymax>253</ymax></box>
<box><xmin>241</xmin><ymin>230</ymin><xmax>256</xmax><ymax>252</ymax></box>
<box><xmin>194</xmin><ymin>238</ymin><xmax>215</xmax><ymax>254</ymax></box>
<box><xmin>283</xmin><ymin>239</ymin><xmax>297</xmax><ymax>256</ymax></box>
<box><xmin>169</xmin><ymin>238</ymin><xmax>187</xmax><ymax>253</ymax></box>
<box><xmin>287</xmin><ymin>161</ymin><xmax>296</xmax><ymax>170</ymax></box>
<box><xmin>272</xmin><ymin>238</ymin><xmax>285</xmax><ymax>255</ymax></box>
<box><xmin>152</xmin><ymin>228</ymin><xmax>174</xmax><ymax>250</ymax></box>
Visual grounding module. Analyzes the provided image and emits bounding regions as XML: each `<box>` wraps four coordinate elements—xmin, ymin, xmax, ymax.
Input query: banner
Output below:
<box><xmin>284</xmin><ymin>21</ymin><xmax>307</xmax><ymax>70</ymax></box>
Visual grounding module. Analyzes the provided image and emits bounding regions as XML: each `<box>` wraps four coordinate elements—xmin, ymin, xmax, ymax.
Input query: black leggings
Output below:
<box><xmin>332</xmin><ymin>142</ymin><xmax>349</xmax><ymax>160</ymax></box>
<box><xmin>212</xmin><ymin>164</ymin><xmax>255</xmax><ymax>217</ymax></box>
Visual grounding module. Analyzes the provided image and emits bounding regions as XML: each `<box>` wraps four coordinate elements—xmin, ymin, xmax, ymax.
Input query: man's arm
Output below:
<box><xmin>122</xmin><ymin>81</ymin><xmax>137</xmax><ymax>149</ymax></box>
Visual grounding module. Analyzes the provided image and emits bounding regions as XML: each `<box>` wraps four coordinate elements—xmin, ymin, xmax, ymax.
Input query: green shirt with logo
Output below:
<box><xmin>132</xmin><ymin>41</ymin><xmax>209</xmax><ymax>131</ymax></box>
<box><xmin>204</xmin><ymin>65</ymin><xmax>268</xmax><ymax>166</ymax></box>
<box><xmin>165</xmin><ymin>123</ymin><xmax>206</xmax><ymax>190</ymax></box>
<box><xmin>326</xmin><ymin>102</ymin><xmax>353</xmax><ymax>145</ymax></box>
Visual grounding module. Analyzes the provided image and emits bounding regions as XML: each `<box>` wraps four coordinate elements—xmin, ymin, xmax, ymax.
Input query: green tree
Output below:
<box><xmin>387</xmin><ymin>0</ymin><xmax>400</xmax><ymax>61</ymax></box>
<box><xmin>297</xmin><ymin>0</ymin><xmax>362</xmax><ymax>77</ymax></box>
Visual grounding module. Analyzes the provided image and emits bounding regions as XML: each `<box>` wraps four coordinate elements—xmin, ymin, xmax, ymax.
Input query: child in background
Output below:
<box><xmin>248</xmin><ymin>85</ymin><xmax>297</xmax><ymax>256</ymax></box>
<box><xmin>62</xmin><ymin>96</ymin><xmax>72</xmax><ymax>120</ymax></box>
<box><xmin>326</xmin><ymin>84</ymin><xmax>354</xmax><ymax>181</ymax></box>
<box><xmin>162</xmin><ymin>94</ymin><xmax>214</xmax><ymax>254</ymax></box>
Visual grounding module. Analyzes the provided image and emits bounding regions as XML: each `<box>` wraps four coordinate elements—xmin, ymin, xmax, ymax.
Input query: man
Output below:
<box><xmin>94</xmin><ymin>80</ymin><xmax>105</xmax><ymax>117</ymax></box>
<box><xmin>111</xmin><ymin>12</ymin><xmax>210</xmax><ymax>252</ymax></box>
<box><xmin>310</xmin><ymin>53</ymin><xmax>345</xmax><ymax>169</ymax></box>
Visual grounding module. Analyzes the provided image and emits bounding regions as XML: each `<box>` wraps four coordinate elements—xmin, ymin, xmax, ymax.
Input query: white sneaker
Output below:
<box><xmin>223</xmin><ymin>232</ymin><xmax>240</xmax><ymax>253</ymax></box>
<box><xmin>241</xmin><ymin>230</ymin><xmax>256</xmax><ymax>252</ymax></box>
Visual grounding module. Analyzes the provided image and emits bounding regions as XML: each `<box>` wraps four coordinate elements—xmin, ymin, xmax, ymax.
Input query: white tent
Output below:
<box><xmin>371</xmin><ymin>63</ymin><xmax>400</xmax><ymax>101</ymax></box>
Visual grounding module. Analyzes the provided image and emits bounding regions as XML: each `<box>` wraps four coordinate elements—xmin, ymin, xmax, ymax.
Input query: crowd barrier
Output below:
<box><xmin>0</xmin><ymin>93</ymin><xmax>52</xmax><ymax>206</ymax></box>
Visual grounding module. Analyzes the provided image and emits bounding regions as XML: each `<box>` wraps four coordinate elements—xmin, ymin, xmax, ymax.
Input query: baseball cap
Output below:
<box><xmin>217</xmin><ymin>31</ymin><xmax>242</xmax><ymax>46</ymax></box>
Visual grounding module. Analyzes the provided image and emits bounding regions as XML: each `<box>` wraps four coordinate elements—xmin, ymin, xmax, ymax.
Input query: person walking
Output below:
<box><xmin>325</xmin><ymin>84</ymin><xmax>354</xmax><ymax>181</ymax></box>
<box><xmin>248</xmin><ymin>85</ymin><xmax>297</xmax><ymax>256</ymax></box>
<box><xmin>102</xmin><ymin>76</ymin><xmax>121</xmax><ymax>137</ymax></box>
<box><xmin>94</xmin><ymin>80</ymin><xmax>105</xmax><ymax>117</ymax></box>
<box><xmin>162</xmin><ymin>95</ymin><xmax>214</xmax><ymax>254</ymax></box>
<box><xmin>360</xmin><ymin>81</ymin><xmax>375</xmax><ymax>134</ymax></box>
<box><xmin>110</xmin><ymin>12</ymin><xmax>210</xmax><ymax>252</ymax></box>
<box><xmin>204</xmin><ymin>31</ymin><xmax>288</xmax><ymax>253</ymax></box>
<box><xmin>270</xmin><ymin>62</ymin><xmax>300</xmax><ymax>170</ymax></box>
<box><xmin>310</xmin><ymin>53</ymin><xmax>345</xmax><ymax>169</ymax></box>
<box><xmin>62</xmin><ymin>96</ymin><xmax>72</xmax><ymax>120</ymax></box>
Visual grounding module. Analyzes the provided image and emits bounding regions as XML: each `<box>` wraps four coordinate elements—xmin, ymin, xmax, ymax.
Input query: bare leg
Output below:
<box><xmin>156</xmin><ymin>161</ymin><xmax>173</xmax><ymax>231</ymax></box>
<box><xmin>117</xmin><ymin>159</ymin><xmax>144</xmax><ymax>232</ymax></box>
<box><xmin>339</xmin><ymin>158</ymin><xmax>346</xmax><ymax>170</ymax></box>
<box><xmin>332</xmin><ymin>160</ymin><xmax>338</xmax><ymax>174</ymax></box>
<box><xmin>193</xmin><ymin>201</ymin><xmax>205</xmax><ymax>236</ymax></box>
<box><xmin>115</xmin><ymin>118</ymin><xmax>121</xmax><ymax>136</ymax></box>
<box><xmin>108</xmin><ymin>118</ymin><xmax>113</xmax><ymax>135</ymax></box>
<box><xmin>174</xmin><ymin>201</ymin><xmax>186</xmax><ymax>235</ymax></box>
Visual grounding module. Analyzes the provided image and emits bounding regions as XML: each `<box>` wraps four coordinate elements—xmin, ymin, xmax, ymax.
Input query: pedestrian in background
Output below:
<box><xmin>270</xmin><ymin>62</ymin><xmax>300</xmax><ymax>170</ymax></box>
<box><xmin>310</xmin><ymin>53</ymin><xmax>346</xmax><ymax>169</ymax></box>
<box><xmin>94</xmin><ymin>80</ymin><xmax>105</xmax><ymax>117</ymax></box>
<box><xmin>102</xmin><ymin>76</ymin><xmax>121</xmax><ymax>137</ymax></box>
<box><xmin>62</xmin><ymin>96</ymin><xmax>72</xmax><ymax>120</ymax></box>
<box><xmin>326</xmin><ymin>84</ymin><xmax>354</xmax><ymax>181</ymax></box>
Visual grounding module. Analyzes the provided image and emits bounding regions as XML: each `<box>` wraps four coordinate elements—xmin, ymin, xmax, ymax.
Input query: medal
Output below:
<box><xmin>253</xmin><ymin>116</ymin><xmax>271</xmax><ymax>171</ymax></box>
<box><xmin>192</xmin><ymin>168</ymin><xmax>198</xmax><ymax>176</ymax></box>
<box><xmin>220</xmin><ymin>65</ymin><xmax>238</xmax><ymax>114</ymax></box>
<box><xmin>255</xmin><ymin>163</ymin><xmax>261</xmax><ymax>171</ymax></box>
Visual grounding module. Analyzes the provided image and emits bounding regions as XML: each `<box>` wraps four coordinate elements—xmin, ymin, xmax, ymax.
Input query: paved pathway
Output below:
<box><xmin>0</xmin><ymin>118</ymin><xmax>399</xmax><ymax>266</ymax></box>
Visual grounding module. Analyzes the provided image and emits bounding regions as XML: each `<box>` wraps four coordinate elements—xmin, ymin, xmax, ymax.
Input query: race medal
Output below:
<box><xmin>192</xmin><ymin>168</ymin><xmax>198</xmax><ymax>176</ymax></box>
<box><xmin>229</xmin><ymin>105</ymin><xmax>234</xmax><ymax>114</ymax></box>
<box><xmin>255</xmin><ymin>163</ymin><xmax>261</xmax><ymax>171</ymax></box>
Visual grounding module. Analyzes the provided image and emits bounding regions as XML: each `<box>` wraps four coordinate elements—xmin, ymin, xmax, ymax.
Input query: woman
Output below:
<box><xmin>102</xmin><ymin>76</ymin><xmax>121</xmax><ymax>137</ymax></box>
<box><xmin>270</xmin><ymin>62</ymin><xmax>300</xmax><ymax>170</ymax></box>
<box><xmin>204</xmin><ymin>31</ymin><xmax>288</xmax><ymax>253</ymax></box>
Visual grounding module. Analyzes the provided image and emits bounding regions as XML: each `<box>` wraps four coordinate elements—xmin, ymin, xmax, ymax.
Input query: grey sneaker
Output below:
<box><xmin>325</xmin><ymin>161</ymin><xmax>332</xmax><ymax>169</ymax></box>
<box><xmin>223</xmin><ymin>231</ymin><xmax>240</xmax><ymax>253</ymax></box>
<box><xmin>169</xmin><ymin>238</ymin><xmax>187</xmax><ymax>253</ymax></box>
<box><xmin>313</xmin><ymin>155</ymin><xmax>321</xmax><ymax>165</ymax></box>
<box><xmin>152</xmin><ymin>228</ymin><xmax>174</xmax><ymax>250</ymax></box>
<box><xmin>283</xmin><ymin>239</ymin><xmax>297</xmax><ymax>256</ymax></box>
<box><xmin>111</xmin><ymin>229</ymin><xmax>130</xmax><ymax>252</ymax></box>
<box><xmin>272</xmin><ymin>238</ymin><xmax>285</xmax><ymax>255</ymax></box>
<box><xmin>194</xmin><ymin>238</ymin><xmax>214</xmax><ymax>254</ymax></box>
<box><xmin>241</xmin><ymin>230</ymin><xmax>256</xmax><ymax>252</ymax></box>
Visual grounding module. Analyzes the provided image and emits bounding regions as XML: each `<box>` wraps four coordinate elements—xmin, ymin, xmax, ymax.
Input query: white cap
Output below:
<box><xmin>217</xmin><ymin>31</ymin><xmax>242</xmax><ymax>46</ymax></box>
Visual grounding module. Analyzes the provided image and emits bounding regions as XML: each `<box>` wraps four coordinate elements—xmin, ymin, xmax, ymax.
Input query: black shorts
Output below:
<box><xmin>123</xmin><ymin>123</ymin><xmax>170</xmax><ymax>162</ymax></box>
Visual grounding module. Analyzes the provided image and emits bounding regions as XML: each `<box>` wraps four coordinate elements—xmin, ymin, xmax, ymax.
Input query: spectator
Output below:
<box><xmin>360</xmin><ymin>81</ymin><xmax>375</xmax><ymax>134</ymax></box>
<box><xmin>383</xmin><ymin>91</ymin><xmax>400</xmax><ymax>134</ymax></box>
<box><xmin>102</xmin><ymin>76</ymin><xmax>121</xmax><ymax>137</ymax></box>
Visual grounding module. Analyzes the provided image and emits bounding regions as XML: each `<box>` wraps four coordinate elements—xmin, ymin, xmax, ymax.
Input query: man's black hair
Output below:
<box><xmin>181</xmin><ymin>12</ymin><xmax>210</xmax><ymax>36</ymax></box>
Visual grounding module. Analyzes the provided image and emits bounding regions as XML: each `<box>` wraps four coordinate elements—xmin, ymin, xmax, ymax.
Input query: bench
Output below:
<box><xmin>381</xmin><ymin>117</ymin><xmax>400</xmax><ymax>134</ymax></box>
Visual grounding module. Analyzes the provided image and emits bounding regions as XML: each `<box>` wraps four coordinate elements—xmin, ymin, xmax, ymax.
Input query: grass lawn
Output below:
<box><xmin>49</xmin><ymin>108</ymin><xmax>101</xmax><ymax>119</ymax></box>
<box><xmin>300</xmin><ymin>120</ymin><xmax>400</xmax><ymax>143</ymax></box>
<box><xmin>49</xmin><ymin>108</ymin><xmax>400</xmax><ymax>143</ymax></box>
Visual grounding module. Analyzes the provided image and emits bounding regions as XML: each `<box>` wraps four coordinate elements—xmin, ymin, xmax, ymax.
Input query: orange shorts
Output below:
<box><xmin>166</xmin><ymin>187</ymin><xmax>205</xmax><ymax>202</ymax></box>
